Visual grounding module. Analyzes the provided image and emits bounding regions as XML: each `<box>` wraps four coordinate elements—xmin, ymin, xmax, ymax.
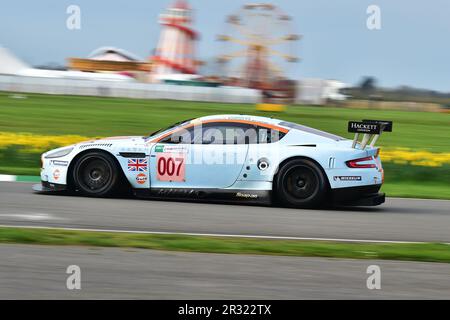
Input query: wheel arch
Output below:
<box><xmin>272</xmin><ymin>155</ymin><xmax>331</xmax><ymax>191</ymax></box>
<box><xmin>67</xmin><ymin>148</ymin><xmax>130</xmax><ymax>191</ymax></box>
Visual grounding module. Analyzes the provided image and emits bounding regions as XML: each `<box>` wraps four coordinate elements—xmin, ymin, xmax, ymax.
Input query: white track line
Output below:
<box><xmin>0</xmin><ymin>224</ymin><xmax>446</xmax><ymax>244</ymax></box>
<box><xmin>0</xmin><ymin>174</ymin><xmax>16</xmax><ymax>182</ymax></box>
<box><xmin>0</xmin><ymin>213</ymin><xmax>59</xmax><ymax>221</ymax></box>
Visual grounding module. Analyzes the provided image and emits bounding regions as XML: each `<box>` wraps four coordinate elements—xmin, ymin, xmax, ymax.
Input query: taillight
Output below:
<box><xmin>346</xmin><ymin>156</ymin><xmax>376</xmax><ymax>168</ymax></box>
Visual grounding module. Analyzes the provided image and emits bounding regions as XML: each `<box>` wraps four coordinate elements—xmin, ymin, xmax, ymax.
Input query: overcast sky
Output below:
<box><xmin>1</xmin><ymin>0</ymin><xmax>449</xmax><ymax>91</ymax></box>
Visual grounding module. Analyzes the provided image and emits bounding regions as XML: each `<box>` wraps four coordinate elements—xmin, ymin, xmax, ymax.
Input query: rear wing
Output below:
<box><xmin>348</xmin><ymin>120</ymin><xmax>393</xmax><ymax>149</ymax></box>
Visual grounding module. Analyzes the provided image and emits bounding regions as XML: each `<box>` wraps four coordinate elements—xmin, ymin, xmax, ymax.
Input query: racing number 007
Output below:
<box><xmin>157</xmin><ymin>156</ymin><xmax>183</xmax><ymax>177</ymax></box>
<box><xmin>156</xmin><ymin>153</ymin><xmax>186</xmax><ymax>182</ymax></box>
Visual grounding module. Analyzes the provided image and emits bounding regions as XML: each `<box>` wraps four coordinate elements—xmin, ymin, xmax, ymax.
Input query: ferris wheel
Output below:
<box><xmin>216</xmin><ymin>3</ymin><xmax>300</xmax><ymax>89</ymax></box>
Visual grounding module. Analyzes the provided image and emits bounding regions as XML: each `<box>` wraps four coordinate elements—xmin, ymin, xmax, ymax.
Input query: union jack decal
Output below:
<box><xmin>128</xmin><ymin>158</ymin><xmax>148</xmax><ymax>172</ymax></box>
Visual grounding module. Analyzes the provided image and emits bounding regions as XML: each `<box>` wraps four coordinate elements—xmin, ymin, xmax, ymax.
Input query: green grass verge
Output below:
<box><xmin>1</xmin><ymin>92</ymin><xmax>449</xmax><ymax>152</ymax></box>
<box><xmin>0</xmin><ymin>167</ymin><xmax>39</xmax><ymax>176</ymax></box>
<box><xmin>381</xmin><ymin>182</ymin><xmax>450</xmax><ymax>200</ymax></box>
<box><xmin>380</xmin><ymin>163</ymin><xmax>450</xmax><ymax>199</ymax></box>
<box><xmin>0</xmin><ymin>227</ymin><xmax>449</xmax><ymax>263</ymax></box>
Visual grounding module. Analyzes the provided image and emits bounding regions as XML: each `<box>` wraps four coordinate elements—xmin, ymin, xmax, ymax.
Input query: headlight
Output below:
<box><xmin>44</xmin><ymin>147</ymin><xmax>74</xmax><ymax>159</ymax></box>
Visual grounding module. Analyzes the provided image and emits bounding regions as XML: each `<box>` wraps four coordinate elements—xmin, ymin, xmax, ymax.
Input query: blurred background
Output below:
<box><xmin>0</xmin><ymin>0</ymin><xmax>449</xmax><ymax>199</ymax></box>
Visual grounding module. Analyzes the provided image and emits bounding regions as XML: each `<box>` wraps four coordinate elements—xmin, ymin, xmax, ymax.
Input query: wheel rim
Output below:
<box><xmin>283</xmin><ymin>165</ymin><xmax>319</xmax><ymax>200</ymax></box>
<box><xmin>76</xmin><ymin>157</ymin><xmax>112</xmax><ymax>192</ymax></box>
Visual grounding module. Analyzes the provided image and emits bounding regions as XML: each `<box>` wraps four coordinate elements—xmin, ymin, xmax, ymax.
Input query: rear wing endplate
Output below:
<box><xmin>348</xmin><ymin>120</ymin><xmax>393</xmax><ymax>149</ymax></box>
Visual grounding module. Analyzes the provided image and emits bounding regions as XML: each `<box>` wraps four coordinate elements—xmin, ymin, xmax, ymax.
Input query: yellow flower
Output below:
<box><xmin>0</xmin><ymin>132</ymin><xmax>93</xmax><ymax>153</ymax></box>
<box><xmin>379</xmin><ymin>148</ymin><xmax>450</xmax><ymax>167</ymax></box>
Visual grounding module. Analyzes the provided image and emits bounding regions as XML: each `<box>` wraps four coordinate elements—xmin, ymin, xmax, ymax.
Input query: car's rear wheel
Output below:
<box><xmin>72</xmin><ymin>151</ymin><xmax>121</xmax><ymax>197</ymax></box>
<box><xmin>275</xmin><ymin>159</ymin><xmax>327</xmax><ymax>208</ymax></box>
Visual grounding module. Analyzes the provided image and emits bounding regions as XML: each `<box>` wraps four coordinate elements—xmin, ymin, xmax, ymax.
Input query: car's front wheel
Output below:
<box><xmin>72</xmin><ymin>151</ymin><xmax>121</xmax><ymax>197</ymax></box>
<box><xmin>275</xmin><ymin>158</ymin><xmax>328</xmax><ymax>208</ymax></box>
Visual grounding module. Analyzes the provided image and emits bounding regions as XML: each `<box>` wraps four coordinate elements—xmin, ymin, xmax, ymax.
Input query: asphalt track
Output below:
<box><xmin>1</xmin><ymin>244</ymin><xmax>449</xmax><ymax>299</ymax></box>
<box><xmin>1</xmin><ymin>182</ymin><xmax>450</xmax><ymax>299</ymax></box>
<box><xmin>0</xmin><ymin>182</ymin><xmax>449</xmax><ymax>242</ymax></box>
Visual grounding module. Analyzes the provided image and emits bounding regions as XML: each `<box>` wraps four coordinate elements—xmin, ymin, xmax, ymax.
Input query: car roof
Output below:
<box><xmin>148</xmin><ymin>114</ymin><xmax>344</xmax><ymax>143</ymax></box>
<box><xmin>194</xmin><ymin>114</ymin><xmax>285</xmax><ymax>126</ymax></box>
<box><xmin>195</xmin><ymin>115</ymin><xmax>344</xmax><ymax>141</ymax></box>
<box><xmin>148</xmin><ymin>114</ymin><xmax>288</xmax><ymax>142</ymax></box>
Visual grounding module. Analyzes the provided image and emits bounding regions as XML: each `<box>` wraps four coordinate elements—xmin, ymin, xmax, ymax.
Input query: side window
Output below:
<box><xmin>201</xmin><ymin>126</ymin><xmax>225</xmax><ymax>144</ymax></box>
<box><xmin>257</xmin><ymin>126</ymin><xmax>286</xmax><ymax>143</ymax></box>
<box><xmin>159</xmin><ymin>122</ymin><xmax>287</xmax><ymax>144</ymax></box>
<box><xmin>199</xmin><ymin>123</ymin><xmax>257</xmax><ymax>145</ymax></box>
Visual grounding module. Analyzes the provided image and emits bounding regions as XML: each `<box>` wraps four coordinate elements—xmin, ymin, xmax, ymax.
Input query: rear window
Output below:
<box><xmin>279</xmin><ymin>121</ymin><xmax>344</xmax><ymax>141</ymax></box>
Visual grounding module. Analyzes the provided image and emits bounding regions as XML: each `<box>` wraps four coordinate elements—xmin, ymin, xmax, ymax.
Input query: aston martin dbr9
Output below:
<box><xmin>34</xmin><ymin>115</ymin><xmax>392</xmax><ymax>208</ymax></box>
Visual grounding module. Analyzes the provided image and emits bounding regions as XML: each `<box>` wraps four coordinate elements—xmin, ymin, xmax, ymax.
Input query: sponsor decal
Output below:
<box><xmin>136</xmin><ymin>173</ymin><xmax>147</xmax><ymax>185</ymax></box>
<box><xmin>53</xmin><ymin>169</ymin><xmax>60</xmax><ymax>180</ymax></box>
<box><xmin>333</xmin><ymin>176</ymin><xmax>362</xmax><ymax>181</ymax></box>
<box><xmin>348</xmin><ymin>121</ymin><xmax>380</xmax><ymax>134</ymax></box>
<box><xmin>235</xmin><ymin>192</ymin><xmax>258</xmax><ymax>199</ymax></box>
<box><xmin>163</xmin><ymin>145</ymin><xmax>188</xmax><ymax>153</ymax></box>
<box><xmin>128</xmin><ymin>158</ymin><xmax>148</xmax><ymax>172</ymax></box>
<box><xmin>51</xmin><ymin>160</ymin><xmax>69</xmax><ymax>167</ymax></box>
<box><xmin>226</xmin><ymin>115</ymin><xmax>252</xmax><ymax>121</ymax></box>
<box><xmin>155</xmin><ymin>145</ymin><xmax>187</xmax><ymax>153</ymax></box>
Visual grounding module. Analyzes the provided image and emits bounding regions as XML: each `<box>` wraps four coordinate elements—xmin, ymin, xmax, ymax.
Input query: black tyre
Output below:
<box><xmin>72</xmin><ymin>151</ymin><xmax>121</xmax><ymax>197</ymax></box>
<box><xmin>275</xmin><ymin>159</ymin><xmax>328</xmax><ymax>208</ymax></box>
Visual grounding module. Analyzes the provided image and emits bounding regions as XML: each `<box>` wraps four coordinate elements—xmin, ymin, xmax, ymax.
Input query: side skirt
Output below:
<box><xmin>133</xmin><ymin>188</ymin><xmax>272</xmax><ymax>205</ymax></box>
<box><xmin>32</xmin><ymin>181</ymin><xmax>68</xmax><ymax>193</ymax></box>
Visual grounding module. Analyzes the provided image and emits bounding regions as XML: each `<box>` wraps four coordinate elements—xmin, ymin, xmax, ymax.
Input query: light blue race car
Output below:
<box><xmin>34</xmin><ymin>114</ymin><xmax>392</xmax><ymax>208</ymax></box>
